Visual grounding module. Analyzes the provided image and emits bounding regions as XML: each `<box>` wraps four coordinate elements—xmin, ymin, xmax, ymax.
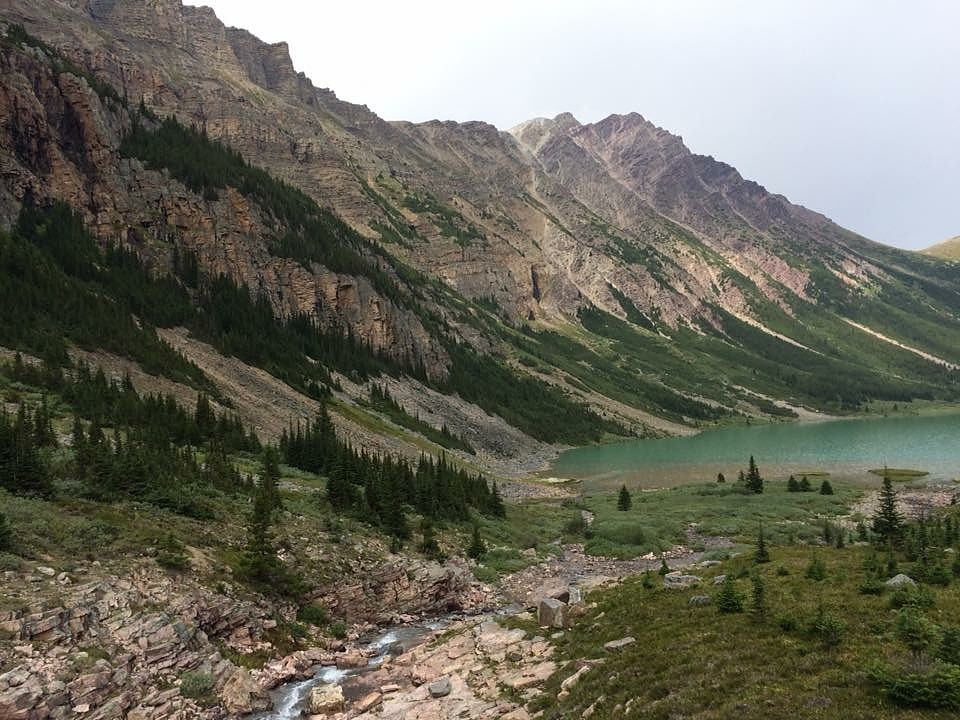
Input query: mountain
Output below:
<box><xmin>923</xmin><ymin>236</ymin><xmax>960</xmax><ymax>260</ymax></box>
<box><xmin>2</xmin><ymin>0</ymin><xmax>960</xmax><ymax>473</ymax></box>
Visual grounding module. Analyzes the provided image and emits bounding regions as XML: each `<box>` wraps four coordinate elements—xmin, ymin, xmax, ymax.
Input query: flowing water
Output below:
<box><xmin>255</xmin><ymin>621</ymin><xmax>445</xmax><ymax>720</ymax></box>
<box><xmin>550</xmin><ymin>412</ymin><xmax>960</xmax><ymax>488</ymax></box>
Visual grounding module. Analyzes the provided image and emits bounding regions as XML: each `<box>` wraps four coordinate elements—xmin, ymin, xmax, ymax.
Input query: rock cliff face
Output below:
<box><xmin>0</xmin><ymin>14</ymin><xmax>448</xmax><ymax>376</ymax></box>
<box><xmin>0</xmin><ymin>0</ymin><xmax>877</xmax><ymax>337</ymax></box>
<box><xmin>1</xmin><ymin>0</ymin><xmax>959</xmax><ymax>441</ymax></box>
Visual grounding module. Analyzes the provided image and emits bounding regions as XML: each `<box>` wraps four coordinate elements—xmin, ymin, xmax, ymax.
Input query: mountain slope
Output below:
<box><xmin>0</xmin><ymin>0</ymin><xmax>959</xmax><ymax>469</ymax></box>
<box><xmin>924</xmin><ymin>236</ymin><xmax>960</xmax><ymax>260</ymax></box>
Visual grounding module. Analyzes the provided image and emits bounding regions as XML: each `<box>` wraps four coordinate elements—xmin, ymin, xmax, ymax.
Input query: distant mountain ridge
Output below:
<box><xmin>1</xmin><ymin>0</ymin><xmax>959</xmax><ymax>469</ymax></box>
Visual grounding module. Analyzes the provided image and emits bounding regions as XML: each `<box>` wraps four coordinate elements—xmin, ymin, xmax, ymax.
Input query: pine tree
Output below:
<box><xmin>750</xmin><ymin>573</ymin><xmax>767</xmax><ymax>621</ymax></box>
<box><xmin>489</xmin><ymin>481</ymin><xmax>506</xmax><ymax>518</ymax></box>
<box><xmin>745</xmin><ymin>456</ymin><xmax>763</xmax><ymax>494</ymax></box>
<box><xmin>0</xmin><ymin>511</ymin><xmax>12</xmax><ymax>551</ymax></box>
<box><xmin>419</xmin><ymin>518</ymin><xmax>442</xmax><ymax>560</ymax></box>
<box><xmin>259</xmin><ymin>446</ymin><xmax>283</xmax><ymax>515</ymax></box>
<box><xmin>799</xmin><ymin>475</ymin><xmax>812</xmax><ymax>492</ymax></box>
<box><xmin>659</xmin><ymin>556</ymin><xmax>670</xmax><ymax>576</ymax></box>
<box><xmin>617</xmin><ymin>484</ymin><xmax>632</xmax><ymax>511</ymax></box>
<box><xmin>819</xmin><ymin>480</ymin><xmax>834</xmax><ymax>495</ymax></box>
<box><xmin>872</xmin><ymin>475</ymin><xmax>903</xmax><ymax>544</ymax></box>
<box><xmin>716</xmin><ymin>472</ymin><xmax>725</xmax><ymax>484</ymax></box>
<box><xmin>754</xmin><ymin>523</ymin><xmax>770</xmax><ymax>564</ymax></box>
<box><xmin>467</xmin><ymin>524</ymin><xmax>486</xmax><ymax>560</ymax></box>
<box><xmin>237</xmin><ymin>450</ymin><xmax>299</xmax><ymax>594</ymax></box>
<box><xmin>806</xmin><ymin>553</ymin><xmax>827</xmax><ymax>581</ymax></box>
<box><xmin>787</xmin><ymin>475</ymin><xmax>799</xmax><ymax>492</ymax></box>
<box><xmin>715</xmin><ymin>574</ymin><xmax>744</xmax><ymax>613</ymax></box>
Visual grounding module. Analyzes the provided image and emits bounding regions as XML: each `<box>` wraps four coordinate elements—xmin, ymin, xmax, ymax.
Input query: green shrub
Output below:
<box><xmin>296</xmin><ymin>603</ymin><xmax>329</xmax><ymax>627</ymax></box>
<box><xmin>329</xmin><ymin>621</ymin><xmax>347</xmax><ymax>640</ymax></box>
<box><xmin>805</xmin><ymin>554</ymin><xmax>827</xmax><ymax>581</ymax></box>
<box><xmin>858</xmin><ymin>578</ymin><xmax>886</xmax><ymax>595</ymax></box>
<box><xmin>937</xmin><ymin>627</ymin><xmax>960</xmax><ymax>665</ymax></box>
<box><xmin>890</xmin><ymin>584</ymin><xmax>936</xmax><ymax>609</ymax></box>
<box><xmin>869</xmin><ymin>662</ymin><xmax>960</xmax><ymax>709</ymax></box>
<box><xmin>155</xmin><ymin>533</ymin><xmax>189</xmax><ymax>571</ymax></box>
<box><xmin>777</xmin><ymin>614</ymin><xmax>799</xmax><ymax>632</ymax></box>
<box><xmin>776</xmin><ymin>565</ymin><xmax>790</xmax><ymax>577</ymax></box>
<box><xmin>809</xmin><ymin>602</ymin><xmax>846</xmax><ymax>647</ymax></box>
<box><xmin>179</xmin><ymin>671</ymin><xmax>215</xmax><ymax>700</ymax></box>
<box><xmin>895</xmin><ymin>609</ymin><xmax>942</xmax><ymax>658</ymax></box>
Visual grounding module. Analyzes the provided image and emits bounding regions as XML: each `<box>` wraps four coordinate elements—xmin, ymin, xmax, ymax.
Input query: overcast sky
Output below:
<box><xmin>188</xmin><ymin>0</ymin><xmax>959</xmax><ymax>250</ymax></box>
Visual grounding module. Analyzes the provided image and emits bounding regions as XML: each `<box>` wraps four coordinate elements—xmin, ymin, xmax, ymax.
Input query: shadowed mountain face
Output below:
<box><xmin>1</xmin><ymin>0</ymin><xmax>959</xmax><ymax>449</ymax></box>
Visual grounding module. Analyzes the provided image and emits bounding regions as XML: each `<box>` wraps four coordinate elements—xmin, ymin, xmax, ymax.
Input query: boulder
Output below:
<box><xmin>427</xmin><ymin>676</ymin><xmax>452</xmax><ymax>698</ymax></box>
<box><xmin>663</xmin><ymin>571</ymin><xmax>701</xmax><ymax>589</ymax></box>
<box><xmin>885</xmin><ymin>574</ymin><xmax>916</xmax><ymax>588</ymax></box>
<box><xmin>308</xmin><ymin>683</ymin><xmax>345</xmax><ymax>714</ymax></box>
<box><xmin>219</xmin><ymin>669</ymin><xmax>271</xmax><ymax>716</ymax></box>
<box><xmin>604</xmin><ymin>637</ymin><xmax>636</xmax><ymax>652</ymax></box>
<box><xmin>355</xmin><ymin>690</ymin><xmax>381</xmax><ymax>712</ymax></box>
<box><xmin>712</xmin><ymin>575</ymin><xmax>727</xmax><ymax>586</ymax></box>
<box><xmin>538</xmin><ymin>598</ymin><xmax>567</xmax><ymax>628</ymax></box>
<box><xmin>688</xmin><ymin>595</ymin><xmax>712</xmax><ymax>607</ymax></box>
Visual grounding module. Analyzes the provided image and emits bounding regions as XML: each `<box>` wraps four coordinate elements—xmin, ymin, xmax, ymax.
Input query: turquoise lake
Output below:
<box><xmin>549</xmin><ymin>412</ymin><xmax>960</xmax><ymax>487</ymax></box>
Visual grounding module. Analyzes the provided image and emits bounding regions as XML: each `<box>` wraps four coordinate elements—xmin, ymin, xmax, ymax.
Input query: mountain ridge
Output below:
<box><xmin>1</xmin><ymin>0</ymin><xmax>959</xmax><ymax>471</ymax></box>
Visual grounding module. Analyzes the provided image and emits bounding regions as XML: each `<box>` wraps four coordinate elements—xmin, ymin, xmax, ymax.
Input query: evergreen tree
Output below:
<box><xmin>754</xmin><ymin>523</ymin><xmax>770</xmax><ymax>564</ymax></box>
<box><xmin>489</xmin><ymin>481</ymin><xmax>506</xmax><ymax>518</ymax></box>
<box><xmin>745</xmin><ymin>456</ymin><xmax>763</xmax><ymax>494</ymax></box>
<box><xmin>716</xmin><ymin>472</ymin><xmax>725</xmax><ymax>484</ymax></box>
<box><xmin>467</xmin><ymin>523</ymin><xmax>486</xmax><ymax>560</ymax></box>
<box><xmin>419</xmin><ymin>518</ymin><xmax>442</xmax><ymax>560</ymax></box>
<box><xmin>237</xmin><ymin>450</ymin><xmax>299</xmax><ymax>595</ymax></box>
<box><xmin>617</xmin><ymin>484</ymin><xmax>632</xmax><ymax>511</ymax></box>
<box><xmin>750</xmin><ymin>573</ymin><xmax>767</xmax><ymax>621</ymax></box>
<box><xmin>819</xmin><ymin>479</ymin><xmax>834</xmax><ymax>495</ymax></box>
<box><xmin>873</xmin><ymin>475</ymin><xmax>903</xmax><ymax>544</ymax></box>
<box><xmin>0</xmin><ymin>511</ymin><xmax>12</xmax><ymax>552</ymax></box>
<box><xmin>258</xmin><ymin>446</ymin><xmax>283</xmax><ymax>515</ymax></box>
<box><xmin>659</xmin><ymin>556</ymin><xmax>670</xmax><ymax>576</ymax></box>
<box><xmin>787</xmin><ymin>475</ymin><xmax>799</xmax><ymax>492</ymax></box>
<box><xmin>806</xmin><ymin>553</ymin><xmax>827</xmax><ymax>581</ymax></box>
<box><xmin>715</xmin><ymin>574</ymin><xmax>744</xmax><ymax>613</ymax></box>
<box><xmin>799</xmin><ymin>475</ymin><xmax>812</xmax><ymax>492</ymax></box>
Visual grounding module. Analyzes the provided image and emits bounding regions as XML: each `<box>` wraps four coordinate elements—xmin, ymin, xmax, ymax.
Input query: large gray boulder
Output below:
<box><xmin>428</xmin><ymin>677</ymin><xmax>452</xmax><ymax>698</ymax></box>
<box><xmin>663</xmin><ymin>571</ymin><xmax>701</xmax><ymax>589</ymax></box>
<box><xmin>538</xmin><ymin>598</ymin><xmax>567</xmax><ymax>628</ymax></box>
<box><xmin>885</xmin><ymin>574</ymin><xmax>916</xmax><ymax>588</ymax></box>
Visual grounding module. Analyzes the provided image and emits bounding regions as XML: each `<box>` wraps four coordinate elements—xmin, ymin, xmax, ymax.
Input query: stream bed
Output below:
<box><xmin>254</xmin><ymin>620</ymin><xmax>446</xmax><ymax>719</ymax></box>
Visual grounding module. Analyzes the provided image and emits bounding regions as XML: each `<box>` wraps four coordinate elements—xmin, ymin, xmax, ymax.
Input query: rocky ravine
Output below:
<box><xmin>0</xmin><ymin>536</ymin><xmax>722</xmax><ymax>720</ymax></box>
<box><xmin>0</xmin><ymin>555</ymin><xmax>490</xmax><ymax>720</ymax></box>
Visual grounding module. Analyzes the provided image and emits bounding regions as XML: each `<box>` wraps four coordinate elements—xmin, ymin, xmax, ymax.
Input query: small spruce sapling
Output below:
<box><xmin>754</xmin><ymin>523</ymin><xmax>770</xmax><ymax>564</ymax></box>
<box><xmin>715</xmin><ymin>574</ymin><xmax>744</xmax><ymax>613</ymax></box>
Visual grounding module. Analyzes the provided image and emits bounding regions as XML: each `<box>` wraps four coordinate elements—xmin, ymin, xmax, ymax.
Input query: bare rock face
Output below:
<box><xmin>4</xmin><ymin>0</ymin><xmax>890</xmax><ymax>348</ymax></box>
<box><xmin>0</xmin><ymin>17</ymin><xmax>449</xmax><ymax>377</ymax></box>
<box><xmin>0</xmin><ymin>564</ymin><xmax>280</xmax><ymax>720</ymax></box>
<box><xmin>316</xmin><ymin>557</ymin><xmax>491</xmax><ymax>624</ymax></box>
